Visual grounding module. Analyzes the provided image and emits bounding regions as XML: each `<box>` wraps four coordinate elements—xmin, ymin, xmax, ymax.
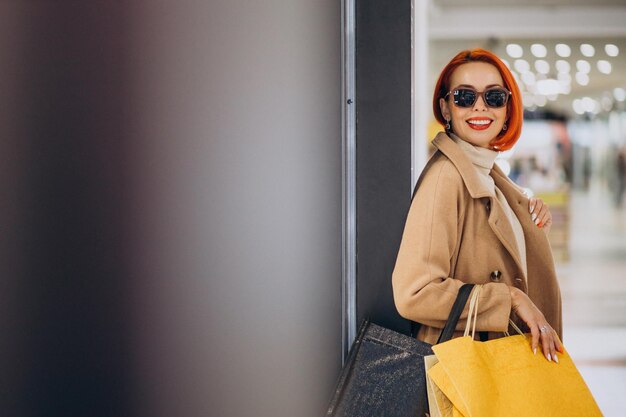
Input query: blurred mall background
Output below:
<box><xmin>0</xmin><ymin>1</ymin><xmax>624</xmax><ymax>416</ymax></box>
<box><xmin>425</xmin><ymin>1</ymin><xmax>626</xmax><ymax>415</ymax></box>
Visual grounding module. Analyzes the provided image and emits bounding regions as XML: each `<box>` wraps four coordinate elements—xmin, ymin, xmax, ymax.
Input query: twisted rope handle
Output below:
<box><xmin>505</xmin><ymin>318</ymin><xmax>525</xmax><ymax>337</ymax></box>
<box><xmin>463</xmin><ymin>285</ymin><xmax>483</xmax><ymax>338</ymax></box>
<box><xmin>463</xmin><ymin>285</ymin><xmax>525</xmax><ymax>340</ymax></box>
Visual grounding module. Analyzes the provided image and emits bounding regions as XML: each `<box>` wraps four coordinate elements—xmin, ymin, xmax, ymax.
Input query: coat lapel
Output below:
<box><xmin>432</xmin><ymin>132</ymin><xmax>491</xmax><ymax>199</ymax></box>
<box><xmin>486</xmin><ymin>189</ymin><xmax>526</xmax><ymax>280</ymax></box>
<box><xmin>433</xmin><ymin>132</ymin><xmax>526</xmax><ymax>278</ymax></box>
<box><xmin>491</xmin><ymin>164</ymin><xmax>551</xmax><ymax>256</ymax></box>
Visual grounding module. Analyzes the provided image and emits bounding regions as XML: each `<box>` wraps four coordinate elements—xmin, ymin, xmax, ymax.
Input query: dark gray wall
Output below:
<box><xmin>2</xmin><ymin>1</ymin><xmax>342</xmax><ymax>416</ymax></box>
<box><xmin>356</xmin><ymin>0</ymin><xmax>412</xmax><ymax>334</ymax></box>
<box><xmin>3</xmin><ymin>3</ymin><xmax>132</xmax><ymax>416</ymax></box>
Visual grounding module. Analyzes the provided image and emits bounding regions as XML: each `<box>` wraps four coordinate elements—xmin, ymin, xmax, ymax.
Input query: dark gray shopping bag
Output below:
<box><xmin>325</xmin><ymin>284</ymin><xmax>474</xmax><ymax>417</ymax></box>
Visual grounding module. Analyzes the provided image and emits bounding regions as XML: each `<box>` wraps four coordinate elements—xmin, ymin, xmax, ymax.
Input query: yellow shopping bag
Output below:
<box><xmin>426</xmin><ymin>285</ymin><xmax>603</xmax><ymax>417</ymax></box>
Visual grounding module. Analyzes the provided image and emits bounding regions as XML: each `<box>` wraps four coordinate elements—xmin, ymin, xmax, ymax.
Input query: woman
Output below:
<box><xmin>392</xmin><ymin>48</ymin><xmax>563</xmax><ymax>363</ymax></box>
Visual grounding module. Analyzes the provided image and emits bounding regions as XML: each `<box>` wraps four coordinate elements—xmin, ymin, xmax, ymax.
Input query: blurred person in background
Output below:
<box><xmin>393</xmin><ymin>49</ymin><xmax>563</xmax><ymax>363</ymax></box>
<box><xmin>616</xmin><ymin>150</ymin><xmax>626</xmax><ymax>208</ymax></box>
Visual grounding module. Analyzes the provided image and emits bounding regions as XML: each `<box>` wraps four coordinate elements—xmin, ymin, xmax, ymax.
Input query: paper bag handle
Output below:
<box><xmin>463</xmin><ymin>284</ymin><xmax>526</xmax><ymax>339</ymax></box>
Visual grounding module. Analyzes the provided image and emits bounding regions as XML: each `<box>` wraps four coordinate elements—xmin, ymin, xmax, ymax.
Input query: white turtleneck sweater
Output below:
<box><xmin>450</xmin><ymin>133</ymin><xmax>528</xmax><ymax>278</ymax></box>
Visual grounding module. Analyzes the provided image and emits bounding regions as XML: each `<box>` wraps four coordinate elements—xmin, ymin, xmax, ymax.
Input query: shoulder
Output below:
<box><xmin>418</xmin><ymin>153</ymin><xmax>466</xmax><ymax>194</ymax></box>
<box><xmin>407</xmin><ymin>154</ymin><xmax>470</xmax><ymax>225</ymax></box>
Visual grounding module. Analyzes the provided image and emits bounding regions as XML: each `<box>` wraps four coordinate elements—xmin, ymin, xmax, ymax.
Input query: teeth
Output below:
<box><xmin>467</xmin><ymin>120</ymin><xmax>492</xmax><ymax>125</ymax></box>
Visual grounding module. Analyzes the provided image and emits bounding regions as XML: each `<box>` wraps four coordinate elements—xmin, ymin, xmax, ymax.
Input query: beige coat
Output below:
<box><xmin>392</xmin><ymin>132</ymin><xmax>562</xmax><ymax>344</ymax></box>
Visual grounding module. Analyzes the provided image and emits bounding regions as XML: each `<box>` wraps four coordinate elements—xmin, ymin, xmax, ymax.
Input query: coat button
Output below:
<box><xmin>490</xmin><ymin>270</ymin><xmax>502</xmax><ymax>282</ymax></box>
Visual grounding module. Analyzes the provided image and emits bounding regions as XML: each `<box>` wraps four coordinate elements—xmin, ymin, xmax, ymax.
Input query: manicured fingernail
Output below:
<box><xmin>547</xmin><ymin>353</ymin><xmax>552</xmax><ymax>362</ymax></box>
<box><xmin>554</xmin><ymin>355</ymin><xmax>559</xmax><ymax>364</ymax></box>
<box><xmin>529</xmin><ymin>205</ymin><xmax>534</xmax><ymax>213</ymax></box>
<box><xmin>531</xmin><ymin>213</ymin><xmax>537</xmax><ymax>221</ymax></box>
<box><xmin>534</xmin><ymin>348</ymin><xmax>537</xmax><ymax>355</ymax></box>
<box><xmin>538</xmin><ymin>221</ymin><xmax>543</xmax><ymax>228</ymax></box>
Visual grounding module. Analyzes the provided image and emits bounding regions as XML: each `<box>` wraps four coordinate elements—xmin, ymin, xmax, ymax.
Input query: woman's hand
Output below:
<box><xmin>528</xmin><ymin>197</ymin><xmax>552</xmax><ymax>233</ymax></box>
<box><xmin>510</xmin><ymin>287</ymin><xmax>563</xmax><ymax>363</ymax></box>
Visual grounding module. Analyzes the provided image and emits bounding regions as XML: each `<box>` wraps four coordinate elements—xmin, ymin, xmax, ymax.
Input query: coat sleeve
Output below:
<box><xmin>392</xmin><ymin>160</ymin><xmax>512</xmax><ymax>332</ymax></box>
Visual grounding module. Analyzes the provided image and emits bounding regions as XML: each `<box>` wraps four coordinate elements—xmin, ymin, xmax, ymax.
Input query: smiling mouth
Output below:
<box><xmin>466</xmin><ymin>119</ymin><xmax>493</xmax><ymax>130</ymax></box>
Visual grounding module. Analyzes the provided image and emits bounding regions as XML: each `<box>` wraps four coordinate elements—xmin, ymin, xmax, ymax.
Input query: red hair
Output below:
<box><xmin>432</xmin><ymin>48</ymin><xmax>523</xmax><ymax>151</ymax></box>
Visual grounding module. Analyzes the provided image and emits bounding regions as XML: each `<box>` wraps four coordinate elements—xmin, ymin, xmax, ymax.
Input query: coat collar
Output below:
<box><xmin>432</xmin><ymin>132</ymin><xmax>523</xmax><ymax>200</ymax></box>
<box><xmin>432</xmin><ymin>132</ymin><xmax>494</xmax><ymax>199</ymax></box>
<box><xmin>432</xmin><ymin>131</ymin><xmax>530</xmax><ymax>281</ymax></box>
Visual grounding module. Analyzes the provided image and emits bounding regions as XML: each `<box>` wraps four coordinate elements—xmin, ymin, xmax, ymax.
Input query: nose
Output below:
<box><xmin>473</xmin><ymin>94</ymin><xmax>488</xmax><ymax>111</ymax></box>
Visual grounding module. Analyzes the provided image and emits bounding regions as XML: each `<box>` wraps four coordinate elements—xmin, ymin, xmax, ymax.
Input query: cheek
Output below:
<box><xmin>451</xmin><ymin>109</ymin><xmax>470</xmax><ymax>124</ymax></box>
<box><xmin>495</xmin><ymin>109</ymin><xmax>507</xmax><ymax>123</ymax></box>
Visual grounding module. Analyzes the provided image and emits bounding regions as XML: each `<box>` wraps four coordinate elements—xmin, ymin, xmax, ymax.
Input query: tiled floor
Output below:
<box><xmin>557</xmin><ymin>182</ymin><xmax>626</xmax><ymax>416</ymax></box>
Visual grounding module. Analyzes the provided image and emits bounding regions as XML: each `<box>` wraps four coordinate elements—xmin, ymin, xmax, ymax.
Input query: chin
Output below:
<box><xmin>461</xmin><ymin>131</ymin><xmax>496</xmax><ymax>148</ymax></box>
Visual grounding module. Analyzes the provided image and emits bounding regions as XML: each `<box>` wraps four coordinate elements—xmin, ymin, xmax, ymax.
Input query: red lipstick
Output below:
<box><xmin>466</xmin><ymin>117</ymin><xmax>493</xmax><ymax>131</ymax></box>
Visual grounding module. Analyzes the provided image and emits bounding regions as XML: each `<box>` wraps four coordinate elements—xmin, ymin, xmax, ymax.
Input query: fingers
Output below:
<box><xmin>528</xmin><ymin>197</ymin><xmax>551</xmax><ymax>229</ymax></box>
<box><xmin>530</xmin><ymin>323</ymin><xmax>540</xmax><ymax>356</ymax></box>
<box><xmin>538</xmin><ymin>324</ymin><xmax>559</xmax><ymax>363</ymax></box>
<box><xmin>528</xmin><ymin>197</ymin><xmax>540</xmax><ymax>224</ymax></box>
<box><xmin>554</xmin><ymin>331</ymin><xmax>564</xmax><ymax>354</ymax></box>
<box><xmin>539</xmin><ymin>325</ymin><xmax>552</xmax><ymax>362</ymax></box>
<box><xmin>550</xmin><ymin>337</ymin><xmax>558</xmax><ymax>364</ymax></box>
<box><xmin>528</xmin><ymin>197</ymin><xmax>536</xmax><ymax>216</ymax></box>
<box><xmin>536</xmin><ymin>203</ymin><xmax>551</xmax><ymax>228</ymax></box>
<box><xmin>510</xmin><ymin>288</ymin><xmax>559</xmax><ymax>363</ymax></box>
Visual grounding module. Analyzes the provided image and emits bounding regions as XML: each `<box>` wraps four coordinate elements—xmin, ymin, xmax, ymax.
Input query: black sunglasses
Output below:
<box><xmin>444</xmin><ymin>87</ymin><xmax>511</xmax><ymax>108</ymax></box>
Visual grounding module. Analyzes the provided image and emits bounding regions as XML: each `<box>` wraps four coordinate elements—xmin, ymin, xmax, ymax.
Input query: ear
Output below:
<box><xmin>439</xmin><ymin>97</ymin><xmax>450</xmax><ymax>122</ymax></box>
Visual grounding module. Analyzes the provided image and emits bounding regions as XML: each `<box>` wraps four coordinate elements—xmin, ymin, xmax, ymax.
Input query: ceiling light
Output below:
<box><xmin>582</xmin><ymin>97</ymin><xmax>597</xmax><ymax>112</ymax></box>
<box><xmin>522</xmin><ymin>72</ymin><xmax>536</xmax><ymax>86</ymax></box>
<box><xmin>506</xmin><ymin>44</ymin><xmax>524</xmax><ymax>59</ymax></box>
<box><xmin>536</xmin><ymin>79</ymin><xmax>560</xmax><ymax>95</ymax></box>
<box><xmin>580</xmin><ymin>44</ymin><xmax>595</xmax><ymax>57</ymax></box>
<box><xmin>534</xmin><ymin>60</ymin><xmax>550</xmax><ymax>74</ymax></box>
<box><xmin>522</xmin><ymin>93</ymin><xmax>534</xmax><ymax>107</ymax></box>
<box><xmin>576</xmin><ymin>60</ymin><xmax>591</xmax><ymax>74</ymax></box>
<box><xmin>555</xmin><ymin>44</ymin><xmax>571</xmax><ymax>57</ymax></box>
<box><xmin>573</xmin><ymin>99</ymin><xmax>585</xmax><ymax>115</ymax></box>
<box><xmin>555</xmin><ymin>60</ymin><xmax>570</xmax><ymax>73</ymax></box>
<box><xmin>531</xmin><ymin>44</ymin><xmax>547</xmax><ymax>58</ymax></box>
<box><xmin>605</xmin><ymin>44</ymin><xmax>619</xmax><ymax>57</ymax></box>
<box><xmin>613</xmin><ymin>88</ymin><xmax>626</xmax><ymax>101</ymax></box>
<box><xmin>601</xmin><ymin>94</ymin><xmax>613</xmax><ymax>112</ymax></box>
<box><xmin>597</xmin><ymin>60</ymin><xmax>612</xmax><ymax>75</ymax></box>
<box><xmin>592</xmin><ymin>103</ymin><xmax>601</xmax><ymax>114</ymax></box>
<box><xmin>514</xmin><ymin>59</ymin><xmax>530</xmax><ymax>73</ymax></box>
<box><xmin>581</xmin><ymin>97</ymin><xmax>594</xmax><ymax>111</ymax></box>
<box><xmin>557</xmin><ymin>72</ymin><xmax>572</xmax><ymax>83</ymax></box>
<box><xmin>575</xmin><ymin>72</ymin><xmax>590</xmax><ymax>86</ymax></box>
<box><xmin>501</xmin><ymin>59</ymin><xmax>511</xmax><ymax>69</ymax></box>
<box><xmin>559</xmin><ymin>83</ymin><xmax>571</xmax><ymax>95</ymax></box>
<box><xmin>511</xmin><ymin>70</ymin><xmax>519</xmax><ymax>81</ymax></box>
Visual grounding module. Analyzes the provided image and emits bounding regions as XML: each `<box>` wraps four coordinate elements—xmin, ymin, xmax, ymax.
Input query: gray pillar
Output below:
<box><xmin>355</xmin><ymin>0</ymin><xmax>412</xmax><ymax>334</ymax></box>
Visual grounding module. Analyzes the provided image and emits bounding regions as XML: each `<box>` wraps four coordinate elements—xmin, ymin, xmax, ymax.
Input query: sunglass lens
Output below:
<box><xmin>453</xmin><ymin>89</ymin><xmax>476</xmax><ymax>107</ymax></box>
<box><xmin>484</xmin><ymin>89</ymin><xmax>508</xmax><ymax>107</ymax></box>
